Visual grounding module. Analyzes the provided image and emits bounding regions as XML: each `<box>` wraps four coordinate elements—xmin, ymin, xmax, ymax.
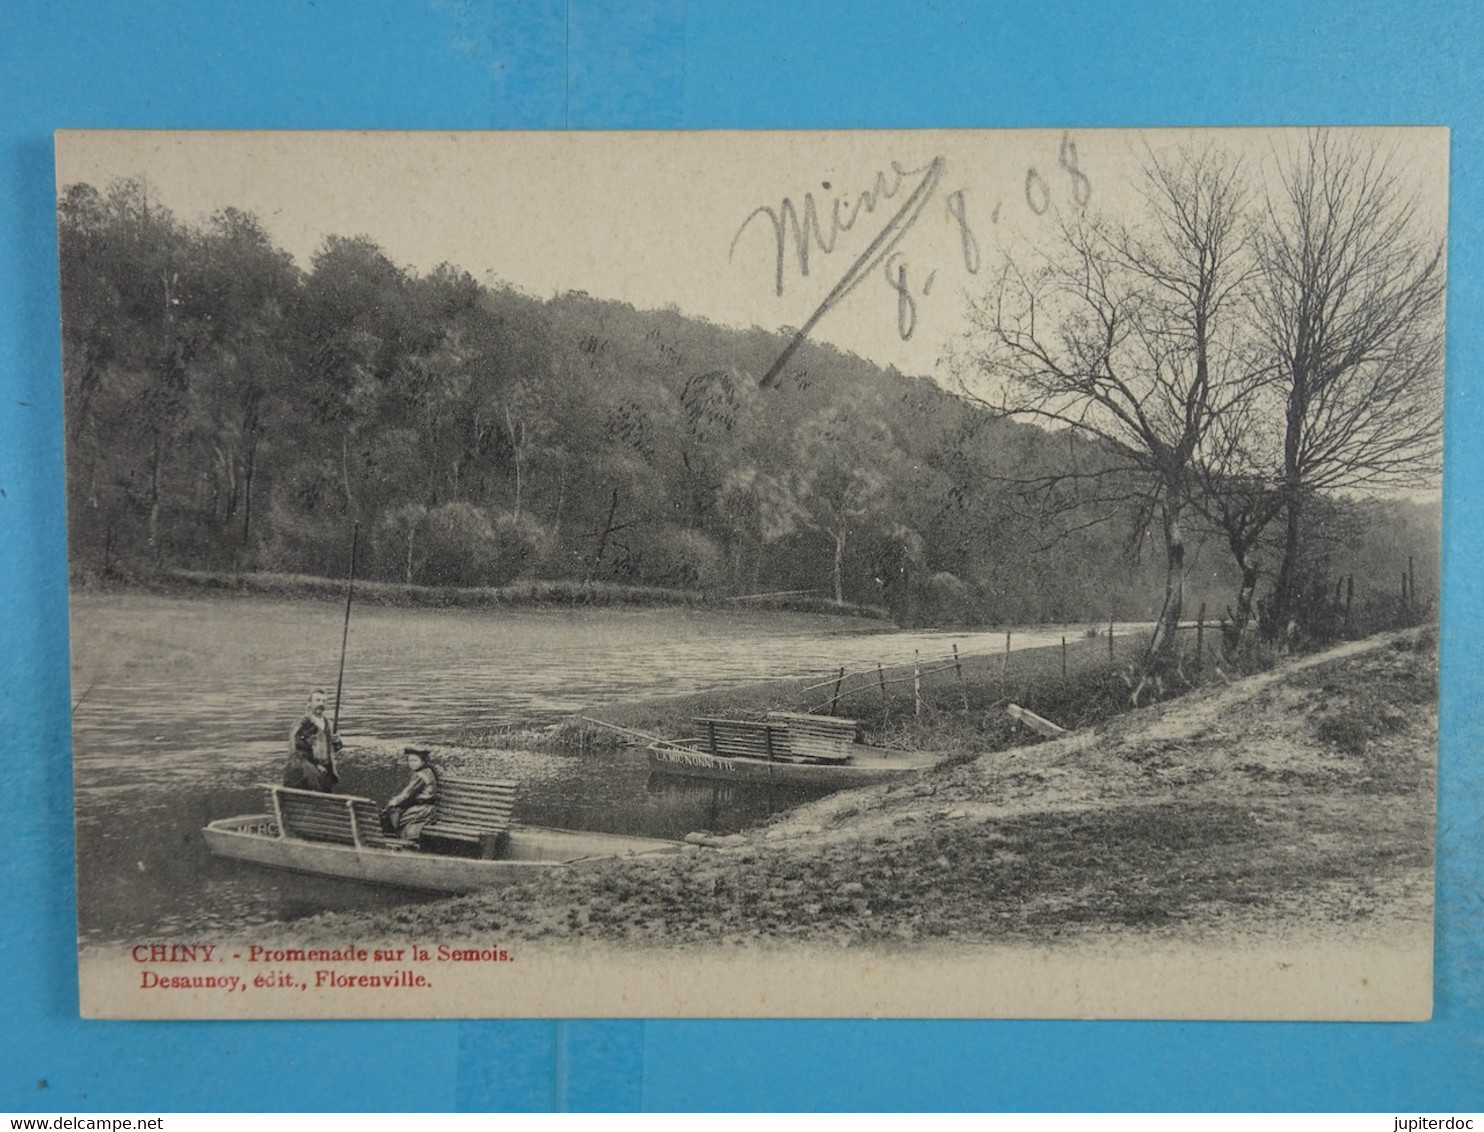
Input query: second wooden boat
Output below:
<box><xmin>647</xmin><ymin>712</ymin><xmax>941</xmax><ymax>787</ymax></box>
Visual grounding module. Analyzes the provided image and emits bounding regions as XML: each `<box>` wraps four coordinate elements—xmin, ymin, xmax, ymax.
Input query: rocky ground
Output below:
<box><xmin>261</xmin><ymin>630</ymin><xmax>1436</xmax><ymax>952</ymax></box>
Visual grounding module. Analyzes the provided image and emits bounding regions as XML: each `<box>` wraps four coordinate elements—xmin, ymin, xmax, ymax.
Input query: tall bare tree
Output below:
<box><xmin>1255</xmin><ymin>131</ymin><xmax>1446</xmax><ymax>634</ymax></box>
<box><xmin>1188</xmin><ymin>387</ymin><xmax>1285</xmax><ymax>647</ymax></box>
<box><xmin>962</xmin><ymin>146</ymin><xmax>1258</xmax><ymax>693</ymax></box>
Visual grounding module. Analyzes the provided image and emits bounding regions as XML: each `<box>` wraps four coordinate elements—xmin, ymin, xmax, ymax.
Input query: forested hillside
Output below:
<box><xmin>57</xmin><ymin>175</ymin><xmax>1437</xmax><ymax>630</ymax></box>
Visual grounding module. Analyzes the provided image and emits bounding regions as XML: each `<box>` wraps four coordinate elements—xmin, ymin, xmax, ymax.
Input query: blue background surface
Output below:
<box><xmin>2</xmin><ymin>0</ymin><xmax>1480</xmax><ymax>1112</ymax></box>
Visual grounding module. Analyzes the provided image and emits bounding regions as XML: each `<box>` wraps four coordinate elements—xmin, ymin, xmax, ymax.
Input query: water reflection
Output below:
<box><xmin>645</xmin><ymin>774</ymin><xmax>833</xmax><ymax>833</ymax></box>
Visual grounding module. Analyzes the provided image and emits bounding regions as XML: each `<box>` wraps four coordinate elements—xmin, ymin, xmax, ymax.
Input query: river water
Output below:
<box><xmin>69</xmin><ymin>594</ymin><xmax>1092</xmax><ymax>942</ymax></box>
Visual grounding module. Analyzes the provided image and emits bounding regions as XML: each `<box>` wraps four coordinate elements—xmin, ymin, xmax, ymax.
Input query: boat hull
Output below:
<box><xmin>647</xmin><ymin>742</ymin><xmax>939</xmax><ymax>787</ymax></box>
<box><xmin>204</xmin><ymin>814</ymin><xmax>681</xmax><ymax>894</ymax></box>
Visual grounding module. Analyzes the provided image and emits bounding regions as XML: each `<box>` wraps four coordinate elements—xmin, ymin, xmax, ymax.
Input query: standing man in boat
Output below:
<box><xmin>283</xmin><ymin>688</ymin><xmax>342</xmax><ymax>792</ymax></box>
<box><xmin>382</xmin><ymin>746</ymin><xmax>438</xmax><ymax>839</ymax></box>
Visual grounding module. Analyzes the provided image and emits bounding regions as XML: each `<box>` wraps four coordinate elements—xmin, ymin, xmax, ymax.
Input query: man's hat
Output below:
<box><xmin>402</xmin><ymin>746</ymin><xmax>432</xmax><ymax>765</ymax></box>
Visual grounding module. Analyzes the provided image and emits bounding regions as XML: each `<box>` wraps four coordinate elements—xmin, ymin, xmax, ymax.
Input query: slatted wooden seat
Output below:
<box><xmin>271</xmin><ymin>786</ymin><xmax>369</xmax><ymax>846</ymax></box>
<box><xmin>767</xmin><ymin>712</ymin><xmax>859</xmax><ymax>763</ymax></box>
<box><xmin>419</xmin><ymin>776</ymin><xmax>519</xmax><ymax>858</ymax></box>
<box><xmin>349</xmin><ymin>798</ymin><xmax>419</xmax><ymax>848</ymax></box>
<box><xmin>690</xmin><ymin>717</ymin><xmax>792</xmax><ymax>761</ymax></box>
<box><xmin>268</xmin><ymin>782</ymin><xmax>516</xmax><ymax>854</ymax></box>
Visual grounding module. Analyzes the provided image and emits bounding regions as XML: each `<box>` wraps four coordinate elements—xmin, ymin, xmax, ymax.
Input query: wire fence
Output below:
<box><xmin>791</xmin><ymin>566</ymin><xmax>1430</xmax><ymax>722</ymax></box>
<box><xmin>800</xmin><ymin>623</ymin><xmax>1158</xmax><ymax>717</ymax></box>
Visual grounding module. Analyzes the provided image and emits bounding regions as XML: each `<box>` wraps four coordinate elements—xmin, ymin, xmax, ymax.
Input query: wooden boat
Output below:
<box><xmin>647</xmin><ymin>712</ymin><xmax>941</xmax><ymax>787</ymax></box>
<box><xmin>204</xmin><ymin>783</ymin><xmax>682</xmax><ymax>894</ymax></box>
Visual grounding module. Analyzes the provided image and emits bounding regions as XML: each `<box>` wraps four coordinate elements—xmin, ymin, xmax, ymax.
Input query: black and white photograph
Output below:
<box><xmin>58</xmin><ymin>128</ymin><xmax>1443</xmax><ymax>1019</ymax></box>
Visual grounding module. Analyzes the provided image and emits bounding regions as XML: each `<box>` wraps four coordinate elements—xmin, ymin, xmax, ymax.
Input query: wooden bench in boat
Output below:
<box><xmin>766</xmin><ymin>712</ymin><xmax>860</xmax><ymax>763</ymax></box>
<box><xmin>267</xmin><ymin>776</ymin><xmax>519</xmax><ymax>858</ymax></box>
<box><xmin>270</xmin><ymin>786</ymin><xmax>406</xmax><ymax>849</ymax></box>
<box><xmin>691</xmin><ymin>717</ymin><xmax>792</xmax><ymax>761</ymax></box>
<box><xmin>418</xmin><ymin>775</ymin><xmax>519</xmax><ymax>857</ymax></box>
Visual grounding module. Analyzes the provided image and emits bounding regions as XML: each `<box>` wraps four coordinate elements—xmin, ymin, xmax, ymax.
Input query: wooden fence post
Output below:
<box><xmin>953</xmin><ymin>644</ymin><xmax>968</xmax><ymax>711</ymax></box>
<box><xmin>1408</xmin><ymin>555</ymin><xmax>1415</xmax><ymax>609</ymax></box>
<box><xmin>1108</xmin><ymin>616</ymin><xmax>1115</xmax><ymax>660</ymax></box>
<box><xmin>877</xmin><ymin>663</ymin><xmax>888</xmax><ymax>716</ymax></box>
<box><xmin>829</xmin><ymin>666</ymin><xmax>845</xmax><ymax>716</ymax></box>
<box><xmin>914</xmin><ymin>650</ymin><xmax>922</xmax><ymax>717</ymax></box>
<box><xmin>1345</xmin><ymin>575</ymin><xmax>1354</xmax><ymax>624</ymax></box>
<box><xmin>1196</xmin><ymin>602</ymin><xmax>1205</xmax><ymax>664</ymax></box>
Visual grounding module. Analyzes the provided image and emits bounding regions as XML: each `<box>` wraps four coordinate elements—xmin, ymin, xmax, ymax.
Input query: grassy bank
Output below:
<box><xmin>75</xmin><ymin>567</ymin><xmax>892</xmax><ymax>619</ymax></box>
<box><xmin>482</xmin><ymin>626</ymin><xmax>1193</xmax><ymax>758</ymax></box>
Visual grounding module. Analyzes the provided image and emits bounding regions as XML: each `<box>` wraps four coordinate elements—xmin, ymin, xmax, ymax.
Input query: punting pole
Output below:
<box><xmin>581</xmin><ymin>716</ymin><xmax>692</xmax><ymax>751</ymax></box>
<box><xmin>332</xmin><ymin>522</ymin><xmax>360</xmax><ymax>762</ymax></box>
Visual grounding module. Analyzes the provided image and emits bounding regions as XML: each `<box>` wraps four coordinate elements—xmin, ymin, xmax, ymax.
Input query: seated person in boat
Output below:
<box><xmin>282</xmin><ymin>688</ymin><xmax>343</xmax><ymax>793</ymax></box>
<box><xmin>381</xmin><ymin>746</ymin><xmax>439</xmax><ymax>839</ymax></box>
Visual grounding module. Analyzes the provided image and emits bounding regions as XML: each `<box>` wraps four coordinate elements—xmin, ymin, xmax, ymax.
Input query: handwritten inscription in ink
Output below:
<box><xmin>731</xmin><ymin>133</ymin><xmax>1093</xmax><ymax>386</ymax></box>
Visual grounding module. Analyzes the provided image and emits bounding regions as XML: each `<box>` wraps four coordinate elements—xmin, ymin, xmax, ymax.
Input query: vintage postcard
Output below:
<box><xmin>58</xmin><ymin>128</ymin><xmax>1443</xmax><ymax>1019</ymax></box>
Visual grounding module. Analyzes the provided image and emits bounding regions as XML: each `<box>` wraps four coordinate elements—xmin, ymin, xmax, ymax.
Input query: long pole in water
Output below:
<box><xmin>333</xmin><ymin>522</ymin><xmax>360</xmax><ymax>744</ymax></box>
<box><xmin>580</xmin><ymin>716</ymin><xmax>692</xmax><ymax>752</ymax></box>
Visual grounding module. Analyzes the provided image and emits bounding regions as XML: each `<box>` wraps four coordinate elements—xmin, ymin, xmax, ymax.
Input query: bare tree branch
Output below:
<box><xmin>959</xmin><ymin>145</ymin><xmax>1258</xmax><ymax>687</ymax></box>
<box><xmin>1258</xmin><ymin>130</ymin><xmax>1446</xmax><ymax>631</ymax></box>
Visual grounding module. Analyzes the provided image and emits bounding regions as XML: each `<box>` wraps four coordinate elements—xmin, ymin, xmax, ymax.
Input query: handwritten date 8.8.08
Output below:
<box><xmin>732</xmin><ymin>132</ymin><xmax>1093</xmax><ymax>385</ymax></box>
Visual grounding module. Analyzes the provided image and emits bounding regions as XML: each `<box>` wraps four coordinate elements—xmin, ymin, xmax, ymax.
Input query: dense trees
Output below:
<box><xmin>60</xmin><ymin>153</ymin><xmax>1439</xmax><ymax>640</ymax></box>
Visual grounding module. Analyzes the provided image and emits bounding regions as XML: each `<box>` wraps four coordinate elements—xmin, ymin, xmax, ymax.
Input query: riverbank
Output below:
<box><xmin>73</xmin><ymin>568</ymin><xmax>891</xmax><ymax>618</ymax></box>
<box><xmin>257</xmin><ymin>628</ymin><xmax>1435</xmax><ymax>952</ymax></box>
<box><xmin>461</xmin><ymin>622</ymin><xmax>1159</xmax><ymax>752</ymax></box>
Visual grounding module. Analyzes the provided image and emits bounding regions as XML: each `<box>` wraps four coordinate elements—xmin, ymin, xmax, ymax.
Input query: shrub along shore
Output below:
<box><xmin>79</xmin><ymin>567</ymin><xmax>890</xmax><ymax>618</ymax></box>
